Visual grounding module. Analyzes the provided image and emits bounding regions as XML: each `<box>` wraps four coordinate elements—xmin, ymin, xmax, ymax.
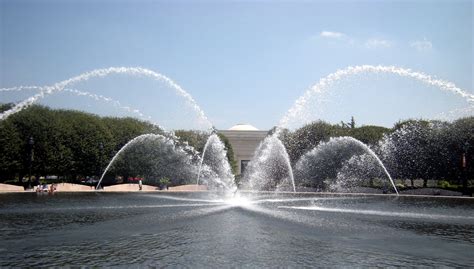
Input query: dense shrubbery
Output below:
<box><xmin>280</xmin><ymin>121</ymin><xmax>390</xmax><ymax>164</ymax></box>
<box><xmin>1</xmin><ymin>103</ymin><xmax>472</xmax><ymax>189</ymax></box>
<box><xmin>0</xmin><ymin>104</ymin><xmax>235</xmax><ymax>186</ymax></box>
<box><xmin>0</xmin><ymin>104</ymin><xmax>162</xmax><ymax>184</ymax></box>
<box><xmin>280</xmin><ymin>117</ymin><xmax>473</xmax><ymax>187</ymax></box>
<box><xmin>102</xmin><ymin>134</ymin><xmax>199</xmax><ymax>186</ymax></box>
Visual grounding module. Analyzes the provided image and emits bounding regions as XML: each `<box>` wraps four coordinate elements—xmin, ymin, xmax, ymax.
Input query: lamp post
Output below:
<box><xmin>462</xmin><ymin>142</ymin><xmax>469</xmax><ymax>195</ymax></box>
<box><xmin>28</xmin><ymin>136</ymin><xmax>34</xmax><ymax>189</ymax></box>
<box><xmin>98</xmin><ymin>142</ymin><xmax>104</xmax><ymax>187</ymax></box>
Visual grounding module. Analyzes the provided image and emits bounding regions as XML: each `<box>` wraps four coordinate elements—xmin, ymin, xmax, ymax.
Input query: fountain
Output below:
<box><xmin>1</xmin><ymin>65</ymin><xmax>473</xmax><ymax>267</ymax></box>
<box><xmin>294</xmin><ymin>136</ymin><xmax>398</xmax><ymax>194</ymax></box>
<box><xmin>0</xmin><ymin>67</ymin><xmax>213</xmax><ymax>131</ymax></box>
<box><xmin>196</xmin><ymin>133</ymin><xmax>236</xmax><ymax>191</ymax></box>
<box><xmin>243</xmin><ymin>134</ymin><xmax>296</xmax><ymax>192</ymax></box>
<box><xmin>279</xmin><ymin>65</ymin><xmax>474</xmax><ymax>130</ymax></box>
<box><xmin>0</xmin><ymin>86</ymin><xmax>158</xmax><ymax>126</ymax></box>
<box><xmin>96</xmin><ymin>133</ymin><xmax>200</xmax><ymax>189</ymax></box>
<box><xmin>1</xmin><ymin>65</ymin><xmax>471</xmax><ymax>194</ymax></box>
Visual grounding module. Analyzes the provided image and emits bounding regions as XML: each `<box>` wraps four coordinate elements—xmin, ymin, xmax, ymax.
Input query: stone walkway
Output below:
<box><xmin>0</xmin><ymin>183</ymin><xmax>207</xmax><ymax>192</ymax></box>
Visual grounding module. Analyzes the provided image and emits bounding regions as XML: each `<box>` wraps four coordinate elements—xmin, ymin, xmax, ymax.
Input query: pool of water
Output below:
<box><xmin>0</xmin><ymin>192</ymin><xmax>473</xmax><ymax>267</ymax></box>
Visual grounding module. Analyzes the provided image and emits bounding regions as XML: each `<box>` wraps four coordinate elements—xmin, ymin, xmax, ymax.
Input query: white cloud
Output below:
<box><xmin>410</xmin><ymin>38</ymin><xmax>433</xmax><ymax>51</ymax></box>
<box><xmin>320</xmin><ymin>31</ymin><xmax>346</xmax><ymax>39</ymax></box>
<box><xmin>317</xmin><ymin>32</ymin><xmax>395</xmax><ymax>49</ymax></box>
<box><xmin>365</xmin><ymin>38</ymin><xmax>392</xmax><ymax>49</ymax></box>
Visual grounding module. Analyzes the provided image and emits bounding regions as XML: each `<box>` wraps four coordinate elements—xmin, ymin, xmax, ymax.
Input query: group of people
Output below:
<box><xmin>35</xmin><ymin>183</ymin><xmax>56</xmax><ymax>194</ymax></box>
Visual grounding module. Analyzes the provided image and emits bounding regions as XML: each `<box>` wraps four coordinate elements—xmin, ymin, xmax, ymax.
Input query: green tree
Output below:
<box><xmin>217</xmin><ymin>133</ymin><xmax>237</xmax><ymax>175</ymax></box>
<box><xmin>0</xmin><ymin>104</ymin><xmax>165</xmax><ymax>183</ymax></box>
<box><xmin>108</xmin><ymin>136</ymin><xmax>198</xmax><ymax>186</ymax></box>
<box><xmin>0</xmin><ymin>103</ymin><xmax>15</xmax><ymax>113</ymax></box>
<box><xmin>350</xmin><ymin>125</ymin><xmax>389</xmax><ymax>145</ymax></box>
<box><xmin>0</xmin><ymin>119</ymin><xmax>22</xmax><ymax>182</ymax></box>
<box><xmin>282</xmin><ymin>120</ymin><xmax>343</xmax><ymax>164</ymax></box>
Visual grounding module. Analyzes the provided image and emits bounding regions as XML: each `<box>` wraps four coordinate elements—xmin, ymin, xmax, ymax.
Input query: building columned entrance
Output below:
<box><xmin>219</xmin><ymin>124</ymin><xmax>268</xmax><ymax>175</ymax></box>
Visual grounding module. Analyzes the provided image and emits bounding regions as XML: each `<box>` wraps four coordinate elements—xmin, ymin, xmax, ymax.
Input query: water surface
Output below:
<box><xmin>0</xmin><ymin>192</ymin><xmax>473</xmax><ymax>267</ymax></box>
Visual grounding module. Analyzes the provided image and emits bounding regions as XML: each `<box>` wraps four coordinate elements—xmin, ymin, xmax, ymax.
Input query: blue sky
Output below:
<box><xmin>1</xmin><ymin>0</ymin><xmax>473</xmax><ymax>130</ymax></box>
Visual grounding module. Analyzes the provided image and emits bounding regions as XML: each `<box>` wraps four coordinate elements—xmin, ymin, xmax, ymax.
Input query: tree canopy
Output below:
<box><xmin>0</xmin><ymin>106</ymin><xmax>472</xmax><ymax>190</ymax></box>
<box><xmin>281</xmin><ymin>117</ymin><xmax>473</xmax><ymax>189</ymax></box>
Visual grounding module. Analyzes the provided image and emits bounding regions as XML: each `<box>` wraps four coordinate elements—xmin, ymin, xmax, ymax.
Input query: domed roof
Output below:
<box><xmin>228</xmin><ymin>124</ymin><xmax>259</xmax><ymax>131</ymax></box>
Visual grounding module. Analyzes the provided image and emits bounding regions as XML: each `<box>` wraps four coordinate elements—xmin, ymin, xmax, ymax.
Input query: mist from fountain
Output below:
<box><xmin>269</xmin><ymin>65</ymin><xmax>474</xmax><ymax>194</ymax></box>
<box><xmin>243</xmin><ymin>134</ymin><xmax>296</xmax><ymax>192</ymax></box>
<box><xmin>333</xmin><ymin>153</ymin><xmax>392</xmax><ymax>193</ymax></box>
<box><xmin>1</xmin><ymin>86</ymin><xmax>159</xmax><ymax>126</ymax></box>
<box><xmin>196</xmin><ymin>134</ymin><xmax>212</xmax><ymax>187</ymax></box>
<box><xmin>0</xmin><ymin>67</ymin><xmax>213</xmax><ymax>131</ymax></box>
<box><xmin>278</xmin><ymin>65</ymin><xmax>474</xmax><ymax>131</ymax></box>
<box><xmin>2</xmin><ymin>65</ymin><xmax>471</xmax><ymax>195</ymax></box>
<box><xmin>0</xmin><ymin>85</ymin><xmax>43</xmax><ymax>93</ymax></box>
<box><xmin>295</xmin><ymin>136</ymin><xmax>398</xmax><ymax>194</ymax></box>
<box><xmin>374</xmin><ymin>120</ymin><xmax>463</xmax><ymax>190</ymax></box>
<box><xmin>96</xmin><ymin>133</ymin><xmax>199</xmax><ymax>189</ymax></box>
<box><xmin>196</xmin><ymin>133</ymin><xmax>236</xmax><ymax>192</ymax></box>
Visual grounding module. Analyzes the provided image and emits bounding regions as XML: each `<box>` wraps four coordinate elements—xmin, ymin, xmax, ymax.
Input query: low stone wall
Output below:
<box><xmin>103</xmin><ymin>184</ymin><xmax>207</xmax><ymax>192</ymax></box>
<box><xmin>54</xmin><ymin>183</ymin><xmax>94</xmax><ymax>192</ymax></box>
<box><xmin>0</xmin><ymin>183</ymin><xmax>24</xmax><ymax>192</ymax></box>
<box><xmin>104</xmin><ymin>183</ymin><xmax>158</xmax><ymax>192</ymax></box>
<box><xmin>168</xmin><ymin>184</ymin><xmax>207</xmax><ymax>191</ymax></box>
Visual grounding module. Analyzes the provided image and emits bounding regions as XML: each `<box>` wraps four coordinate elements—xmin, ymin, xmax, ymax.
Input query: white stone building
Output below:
<box><xmin>219</xmin><ymin>124</ymin><xmax>268</xmax><ymax>175</ymax></box>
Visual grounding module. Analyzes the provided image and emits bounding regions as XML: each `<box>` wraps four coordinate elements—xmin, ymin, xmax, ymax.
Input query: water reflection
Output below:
<box><xmin>0</xmin><ymin>192</ymin><xmax>473</xmax><ymax>267</ymax></box>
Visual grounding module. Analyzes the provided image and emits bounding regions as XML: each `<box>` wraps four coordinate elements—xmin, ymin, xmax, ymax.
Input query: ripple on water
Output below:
<box><xmin>0</xmin><ymin>193</ymin><xmax>473</xmax><ymax>267</ymax></box>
